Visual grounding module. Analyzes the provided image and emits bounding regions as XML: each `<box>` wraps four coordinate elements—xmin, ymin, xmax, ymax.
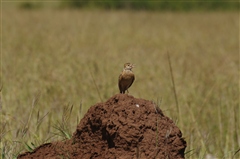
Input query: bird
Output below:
<box><xmin>118</xmin><ymin>63</ymin><xmax>135</xmax><ymax>94</ymax></box>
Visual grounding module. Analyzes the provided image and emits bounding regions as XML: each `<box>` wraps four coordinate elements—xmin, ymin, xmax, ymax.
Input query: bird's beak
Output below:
<box><xmin>131</xmin><ymin>64</ymin><xmax>135</xmax><ymax>68</ymax></box>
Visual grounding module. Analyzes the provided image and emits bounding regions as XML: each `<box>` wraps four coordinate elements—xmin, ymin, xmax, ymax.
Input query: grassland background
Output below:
<box><xmin>0</xmin><ymin>4</ymin><xmax>239</xmax><ymax>159</ymax></box>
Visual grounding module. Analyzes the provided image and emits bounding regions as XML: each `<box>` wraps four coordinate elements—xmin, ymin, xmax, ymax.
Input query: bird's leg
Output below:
<box><xmin>127</xmin><ymin>89</ymin><xmax>129</xmax><ymax>94</ymax></box>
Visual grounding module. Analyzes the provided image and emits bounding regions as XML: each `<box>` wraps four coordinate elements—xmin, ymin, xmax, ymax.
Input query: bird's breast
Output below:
<box><xmin>121</xmin><ymin>71</ymin><xmax>134</xmax><ymax>80</ymax></box>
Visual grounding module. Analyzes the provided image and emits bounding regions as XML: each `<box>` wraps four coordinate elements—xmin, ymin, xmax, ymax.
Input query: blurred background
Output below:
<box><xmin>13</xmin><ymin>0</ymin><xmax>240</xmax><ymax>10</ymax></box>
<box><xmin>1</xmin><ymin>1</ymin><xmax>239</xmax><ymax>159</ymax></box>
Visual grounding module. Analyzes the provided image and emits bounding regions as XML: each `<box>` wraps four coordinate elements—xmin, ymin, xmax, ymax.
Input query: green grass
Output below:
<box><xmin>0</xmin><ymin>8</ymin><xmax>239</xmax><ymax>159</ymax></box>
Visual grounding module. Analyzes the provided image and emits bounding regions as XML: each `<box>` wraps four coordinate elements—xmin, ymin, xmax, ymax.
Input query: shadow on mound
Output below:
<box><xmin>18</xmin><ymin>94</ymin><xmax>186</xmax><ymax>159</ymax></box>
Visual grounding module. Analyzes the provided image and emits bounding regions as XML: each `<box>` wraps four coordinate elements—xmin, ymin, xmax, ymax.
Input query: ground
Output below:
<box><xmin>18</xmin><ymin>94</ymin><xmax>186</xmax><ymax>159</ymax></box>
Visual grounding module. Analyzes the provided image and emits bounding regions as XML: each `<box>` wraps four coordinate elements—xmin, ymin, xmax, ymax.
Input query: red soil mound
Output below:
<box><xmin>18</xmin><ymin>94</ymin><xmax>186</xmax><ymax>159</ymax></box>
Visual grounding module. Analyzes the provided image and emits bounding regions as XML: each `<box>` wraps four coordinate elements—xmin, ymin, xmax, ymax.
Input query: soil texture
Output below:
<box><xmin>18</xmin><ymin>94</ymin><xmax>186</xmax><ymax>159</ymax></box>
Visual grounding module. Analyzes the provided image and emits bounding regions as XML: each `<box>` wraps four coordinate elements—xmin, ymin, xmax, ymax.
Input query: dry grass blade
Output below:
<box><xmin>0</xmin><ymin>122</ymin><xmax>7</xmax><ymax>139</ymax></box>
<box><xmin>0</xmin><ymin>84</ymin><xmax>2</xmax><ymax>111</ymax></box>
<box><xmin>184</xmin><ymin>149</ymin><xmax>195</xmax><ymax>156</ymax></box>
<box><xmin>187</xmin><ymin>102</ymin><xmax>207</xmax><ymax>156</ymax></box>
<box><xmin>36</xmin><ymin>111</ymin><xmax>49</xmax><ymax>131</ymax></box>
<box><xmin>77</xmin><ymin>101</ymin><xmax>83</xmax><ymax>125</ymax></box>
<box><xmin>53</xmin><ymin>104</ymin><xmax>74</xmax><ymax>140</ymax></box>
<box><xmin>62</xmin><ymin>104</ymin><xmax>73</xmax><ymax>124</ymax></box>
<box><xmin>23</xmin><ymin>91</ymin><xmax>41</xmax><ymax>136</ymax></box>
<box><xmin>167</xmin><ymin>52</ymin><xmax>181</xmax><ymax>124</ymax></box>
<box><xmin>88</xmin><ymin>67</ymin><xmax>103</xmax><ymax>102</ymax></box>
<box><xmin>24</xmin><ymin>142</ymin><xmax>35</xmax><ymax>152</ymax></box>
<box><xmin>52</xmin><ymin>121</ymin><xmax>71</xmax><ymax>140</ymax></box>
<box><xmin>232</xmin><ymin>148</ymin><xmax>240</xmax><ymax>159</ymax></box>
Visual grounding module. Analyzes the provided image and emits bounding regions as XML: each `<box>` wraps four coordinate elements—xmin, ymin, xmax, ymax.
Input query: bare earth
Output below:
<box><xmin>18</xmin><ymin>94</ymin><xmax>186</xmax><ymax>159</ymax></box>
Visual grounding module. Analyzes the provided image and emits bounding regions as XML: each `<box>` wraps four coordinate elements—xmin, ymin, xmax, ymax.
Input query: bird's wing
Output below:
<box><xmin>118</xmin><ymin>73</ymin><xmax>123</xmax><ymax>91</ymax></box>
<box><xmin>127</xmin><ymin>74</ymin><xmax>135</xmax><ymax>89</ymax></box>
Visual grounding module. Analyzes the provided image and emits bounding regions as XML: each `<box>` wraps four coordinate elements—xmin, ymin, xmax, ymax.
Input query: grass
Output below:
<box><xmin>0</xmin><ymin>7</ymin><xmax>239</xmax><ymax>159</ymax></box>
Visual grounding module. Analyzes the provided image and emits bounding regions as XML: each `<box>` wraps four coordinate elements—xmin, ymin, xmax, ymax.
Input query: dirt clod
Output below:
<box><xmin>18</xmin><ymin>94</ymin><xmax>186</xmax><ymax>159</ymax></box>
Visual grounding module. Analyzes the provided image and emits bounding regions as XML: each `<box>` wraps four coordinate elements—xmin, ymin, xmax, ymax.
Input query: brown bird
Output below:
<box><xmin>118</xmin><ymin>63</ymin><xmax>135</xmax><ymax>94</ymax></box>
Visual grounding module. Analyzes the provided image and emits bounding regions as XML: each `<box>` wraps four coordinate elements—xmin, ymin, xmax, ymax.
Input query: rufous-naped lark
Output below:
<box><xmin>118</xmin><ymin>63</ymin><xmax>135</xmax><ymax>94</ymax></box>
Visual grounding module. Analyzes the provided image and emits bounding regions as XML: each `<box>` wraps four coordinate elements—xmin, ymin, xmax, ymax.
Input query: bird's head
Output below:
<box><xmin>124</xmin><ymin>63</ymin><xmax>135</xmax><ymax>70</ymax></box>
